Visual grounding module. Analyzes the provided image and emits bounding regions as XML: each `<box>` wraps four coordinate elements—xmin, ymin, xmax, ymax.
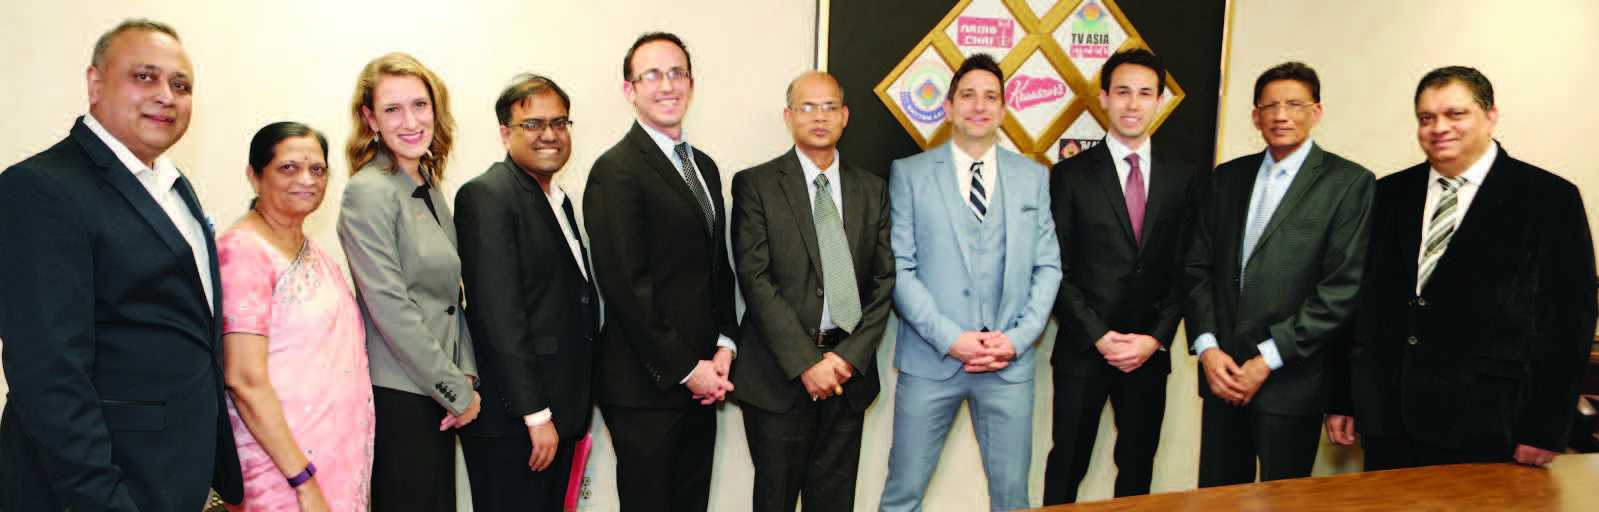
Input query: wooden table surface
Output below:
<box><xmin>1029</xmin><ymin>453</ymin><xmax>1599</xmax><ymax>511</ymax></box>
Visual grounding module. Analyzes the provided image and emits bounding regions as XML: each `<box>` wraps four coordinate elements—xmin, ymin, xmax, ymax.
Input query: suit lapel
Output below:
<box><xmin>777</xmin><ymin>151</ymin><xmax>824</xmax><ymax>276</ymax></box>
<box><xmin>1218</xmin><ymin>153</ymin><xmax>1264</xmax><ymax>277</ymax></box>
<box><xmin>1394</xmin><ymin>168</ymin><xmax>1428</xmax><ymax>293</ymax></box>
<box><xmin>1253</xmin><ymin>144</ymin><xmax>1326</xmax><ymax>255</ymax></box>
<box><xmin>627</xmin><ymin>122</ymin><xmax>711</xmax><ymax>237</ymax></box>
<box><xmin>506</xmin><ymin>157</ymin><xmax>588</xmax><ymax>279</ymax></box>
<box><xmin>1428</xmin><ymin>146</ymin><xmax>1512</xmax><ymax>288</ymax></box>
<box><xmin>841</xmin><ymin>165</ymin><xmax>871</xmax><ymax>271</ymax></box>
<box><xmin>931</xmin><ymin>144</ymin><xmax>976</xmax><ymax>281</ymax></box>
<box><xmin>172</xmin><ymin>173</ymin><xmax>221</xmax><ymax>325</ymax></box>
<box><xmin>1088</xmin><ymin>143</ymin><xmax>1139</xmax><ymax>248</ymax></box>
<box><xmin>1142</xmin><ymin>150</ymin><xmax>1183</xmax><ymax>251</ymax></box>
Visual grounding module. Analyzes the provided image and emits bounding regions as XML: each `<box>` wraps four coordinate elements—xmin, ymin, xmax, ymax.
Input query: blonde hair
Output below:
<box><xmin>346</xmin><ymin>52</ymin><xmax>455</xmax><ymax>183</ymax></box>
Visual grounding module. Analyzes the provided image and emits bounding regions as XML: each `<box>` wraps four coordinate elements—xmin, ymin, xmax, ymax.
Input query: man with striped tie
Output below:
<box><xmin>1329</xmin><ymin>66</ymin><xmax>1596</xmax><ymax>470</ymax></box>
<box><xmin>879</xmin><ymin>53</ymin><xmax>1061</xmax><ymax>512</ymax></box>
<box><xmin>1183</xmin><ymin>62</ymin><xmax>1374</xmax><ymax>486</ymax></box>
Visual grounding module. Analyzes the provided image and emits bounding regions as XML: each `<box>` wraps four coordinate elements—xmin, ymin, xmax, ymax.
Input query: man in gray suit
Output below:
<box><xmin>730</xmin><ymin>71</ymin><xmax>894</xmax><ymax>512</ymax></box>
<box><xmin>879</xmin><ymin>53</ymin><xmax>1062</xmax><ymax>512</ymax></box>
<box><xmin>1184</xmin><ymin>61</ymin><xmax>1373</xmax><ymax>486</ymax></box>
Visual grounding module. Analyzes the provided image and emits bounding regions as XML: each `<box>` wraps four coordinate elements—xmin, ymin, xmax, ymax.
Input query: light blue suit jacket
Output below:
<box><xmin>889</xmin><ymin>142</ymin><xmax>1062</xmax><ymax>383</ymax></box>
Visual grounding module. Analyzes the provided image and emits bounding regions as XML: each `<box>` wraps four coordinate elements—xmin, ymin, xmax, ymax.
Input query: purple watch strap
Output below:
<box><xmin>287</xmin><ymin>461</ymin><xmax>317</xmax><ymax>488</ymax></box>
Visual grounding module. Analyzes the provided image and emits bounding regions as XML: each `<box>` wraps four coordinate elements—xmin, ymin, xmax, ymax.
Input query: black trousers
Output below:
<box><xmin>1043</xmin><ymin>367</ymin><xmax>1167</xmax><ymax>505</ymax></box>
<box><xmin>371</xmin><ymin>386</ymin><xmax>457</xmax><ymax>512</ymax></box>
<box><xmin>1363</xmin><ymin>434</ymin><xmax>1514</xmax><ymax>471</ymax></box>
<box><xmin>600</xmin><ymin>403</ymin><xmax>716</xmax><ymax>512</ymax></box>
<box><xmin>1197</xmin><ymin>399</ymin><xmax>1322</xmax><ymax>487</ymax></box>
<box><xmin>741</xmin><ymin>396</ymin><xmax>866</xmax><ymax>512</ymax></box>
<box><xmin>460</xmin><ymin>429</ymin><xmax>580</xmax><ymax>512</ymax></box>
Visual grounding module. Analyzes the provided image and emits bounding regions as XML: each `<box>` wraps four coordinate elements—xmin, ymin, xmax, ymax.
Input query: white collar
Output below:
<box><xmin>1428</xmin><ymin>142</ymin><xmax>1497</xmax><ymax>186</ymax></box>
<box><xmin>84</xmin><ymin>114</ymin><xmax>181</xmax><ymax>190</ymax></box>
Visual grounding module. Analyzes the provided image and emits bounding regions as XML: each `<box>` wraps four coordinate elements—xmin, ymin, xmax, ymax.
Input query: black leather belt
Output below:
<box><xmin>817</xmin><ymin>328</ymin><xmax>849</xmax><ymax>349</ymax></box>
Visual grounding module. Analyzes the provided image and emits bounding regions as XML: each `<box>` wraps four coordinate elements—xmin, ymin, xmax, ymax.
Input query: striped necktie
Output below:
<box><xmin>1418</xmin><ymin>176</ymin><xmax>1466</xmax><ymax>291</ymax></box>
<box><xmin>968</xmin><ymin>161</ymin><xmax>988</xmax><ymax>221</ymax></box>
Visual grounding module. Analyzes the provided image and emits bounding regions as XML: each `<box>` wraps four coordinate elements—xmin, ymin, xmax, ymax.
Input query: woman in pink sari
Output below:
<box><xmin>221</xmin><ymin>122</ymin><xmax>374</xmax><ymax>512</ymax></box>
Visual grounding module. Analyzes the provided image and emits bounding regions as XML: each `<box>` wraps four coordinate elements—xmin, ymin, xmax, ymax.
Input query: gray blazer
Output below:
<box><xmin>338</xmin><ymin>157</ymin><xmax>477</xmax><ymax>415</ymax></box>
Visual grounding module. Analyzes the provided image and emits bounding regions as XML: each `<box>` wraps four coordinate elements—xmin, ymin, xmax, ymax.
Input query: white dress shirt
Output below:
<box><xmin>953</xmin><ymin>142</ymin><xmax>999</xmax><ymax>212</ymax></box>
<box><xmin>1103</xmin><ymin>135</ymin><xmax>1152</xmax><ymax>199</ymax></box>
<box><xmin>1415</xmin><ymin>144</ymin><xmax>1497</xmax><ymax>294</ymax></box>
<box><xmin>525</xmin><ymin>185</ymin><xmax>591</xmax><ymax>428</ymax></box>
<box><xmin>796</xmin><ymin>147</ymin><xmax>844</xmax><ymax>331</ymax></box>
<box><xmin>84</xmin><ymin>114</ymin><xmax>213</xmax><ymax>312</ymax></box>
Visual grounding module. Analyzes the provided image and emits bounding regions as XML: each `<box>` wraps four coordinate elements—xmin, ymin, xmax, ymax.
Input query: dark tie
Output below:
<box><xmin>673</xmin><ymin>142</ymin><xmax>716</xmax><ymax>233</ymax></box>
<box><xmin>969</xmin><ymin>161</ymin><xmax>988</xmax><ymax>221</ymax></box>
<box><xmin>560</xmin><ymin>198</ymin><xmax>591</xmax><ymax>282</ymax></box>
<box><xmin>813</xmin><ymin>173</ymin><xmax>861</xmax><ymax>332</ymax></box>
<box><xmin>1124</xmin><ymin>154</ymin><xmax>1147</xmax><ymax>245</ymax></box>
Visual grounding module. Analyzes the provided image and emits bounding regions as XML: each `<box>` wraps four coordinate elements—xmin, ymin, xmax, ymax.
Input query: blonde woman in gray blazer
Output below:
<box><xmin>337</xmin><ymin>53</ymin><xmax>478</xmax><ymax>512</ymax></box>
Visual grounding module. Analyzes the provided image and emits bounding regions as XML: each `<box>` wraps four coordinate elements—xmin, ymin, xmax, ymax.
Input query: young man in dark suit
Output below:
<box><xmin>1044</xmin><ymin>48</ymin><xmax>1197</xmax><ymax>504</ymax></box>
<box><xmin>730</xmin><ymin>71</ymin><xmax>894</xmax><ymax>512</ymax></box>
<box><xmin>456</xmin><ymin>74</ymin><xmax>598</xmax><ymax>512</ymax></box>
<box><xmin>1327</xmin><ymin>66</ymin><xmax>1596</xmax><ymax>470</ymax></box>
<box><xmin>583</xmin><ymin>32</ymin><xmax>739</xmax><ymax>512</ymax></box>
<box><xmin>1184</xmin><ymin>62</ymin><xmax>1374</xmax><ymax>486</ymax></box>
<box><xmin>0</xmin><ymin>19</ymin><xmax>243</xmax><ymax>512</ymax></box>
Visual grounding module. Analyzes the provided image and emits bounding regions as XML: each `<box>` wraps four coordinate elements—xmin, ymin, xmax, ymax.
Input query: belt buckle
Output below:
<box><xmin>817</xmin><ymin>331</ymin><xmax>828</xmax><ymax>349</ymax></box>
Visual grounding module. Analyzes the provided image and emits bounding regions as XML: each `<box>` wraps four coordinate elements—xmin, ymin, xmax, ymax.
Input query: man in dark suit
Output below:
<box><xmin>1044</xmin><ymin>49</ymin><xmax>1196</xmax><ymax>504</ymax></box>
<box><xmin>0</xmin><ymin>19</ymin><xmax>243</xmax><ymax>511</ymax></box>
<box><xmin>730</xmin><ymin>71</ymin><xmax>894</xmax><ymax>512</ymax></box>
<box><xmin>1184</xmin><ymin>62</ymin><xmax>1373</xmax><ymax>486</ymax></box>
<box><xmin>456</xmin><ymin>74</ymin><xmax>598</xmax><ymax>512</ymax></box>
<box><xmin>584</xmin><ymin>32</ymin><xmax>738</xmax><ymax>512</ymax></box>
<box><xmin>1326</xmin><ymin>66</ymin><xmax>1596</xmax><ymax>470</ymax></box>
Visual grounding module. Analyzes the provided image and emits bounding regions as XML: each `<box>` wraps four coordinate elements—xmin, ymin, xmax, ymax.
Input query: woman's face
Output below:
<box><xmin>361</xmin><ymin>74</ymin><xmax>435</xmax><ymax>170</ymax></box>
<box><xmin>248</xmin><ymin>135</ymin><xmax>329</xmax><ymax>221</ymax></box>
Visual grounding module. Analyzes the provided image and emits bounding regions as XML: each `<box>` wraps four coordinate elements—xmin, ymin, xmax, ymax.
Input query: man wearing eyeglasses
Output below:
<box><xmin>454</xmin><ymin>74</ymin><xmax>596</xmax><ymax>512</ymax></box>
<box><xmin>1184</xmin><ymin>61</ymin><xmax>1374</xmax><ymax>486</ymax></box>
<box><xmin>584</xmin><ymin>32</ymin><xmax>738</xmax><ymax>512</ymax></box>
<box><xmin>728</xmin><ymin>71</ymin><xmax>894</xmax><ymax>512</ymax></box>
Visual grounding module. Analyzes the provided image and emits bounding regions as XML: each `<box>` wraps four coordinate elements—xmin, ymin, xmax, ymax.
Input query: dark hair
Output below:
<box><xmin>1415</xmin><ymin>66</ymin><xmax>1494</xmax><ymax>110</ymax></box>
<box><xmin>248</xmin><ymin>122</ymin><xmax>329</xmax><ymax>209</ymax></box>
<box><xmin>1252</xmin><ymin>61</ymin><xmax>1320</xmax><ymax>105</ymax></box>
<box><xmin>92</xmin><ymin>18</ymin><xmax>180</xmax><ymax>69</ymax></box>
<box><xmin>949</xmin><ymin>53</ymin><xmax>1005</xmax><ymax>98</ymax></box>
<box><xmin>495</xmin><ymin>74</ymin><xmax>571</xmax><ymax>125</ymax></box>
<box><xmin>1099</xmin><ymin>48</ymin><xmax>1166</xmax><ymax>96</ymax></box>
<box><xmin>623</xmin><ymin>32</ymin><xmax>692</xmax><ymax>81</ymax></box>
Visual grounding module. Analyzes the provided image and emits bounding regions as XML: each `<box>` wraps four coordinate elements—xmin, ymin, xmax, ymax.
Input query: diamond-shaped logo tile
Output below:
<box><xmin>1054</xmin><ymin>110</ymin><xmax>1108</xmax><ymax>162</ymax></box>
<box><xmin>1005</xmin><ymin>47</ymin><xmax>1075</xmax><ymax>144</ymax></box>
<box><xmin>1023</xmin><ymin>0</ymin><xmax>1057</xmax><ymax>21</ymax></box>
<box><xmin>1054</xmin><ymin>0</ymin><xmax>1128</xmax><ymax>81</ymax></box>
<box><xmin>877</xmin><ymin>43</ymin><xmax>955</xmax><ymax>146</ymax></box>
<box><xmin>943</xmin><ymin>0</ymin><xmax>1023</xmax><ymax>60</ymax></box>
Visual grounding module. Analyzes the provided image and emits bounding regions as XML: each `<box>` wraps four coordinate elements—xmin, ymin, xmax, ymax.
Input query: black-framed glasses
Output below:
<box><xmin>1255</xmin><ymin>101</ymin><xmax>1317</xmax><ymax>114</ymax></box>
<box><xmin>790</xmin><ymin>102</ymin><xmax>843</xmax><ymax>115</ymax></box>
<box><xmin>512</xmin><ymin>119</ymin><xmax>574</xmax><ymax>134</ymax></box>
<box><xmin>630</xmin><ymin>67</ymin><xmax>692</xmax><ymax>84</ymax></box>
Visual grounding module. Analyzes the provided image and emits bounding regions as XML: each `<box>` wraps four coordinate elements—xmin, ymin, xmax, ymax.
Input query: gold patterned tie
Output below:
<box><xmin>813</xmin><ymin>173</ymin><xmax>860</xmax><ymax>332</ymax></box>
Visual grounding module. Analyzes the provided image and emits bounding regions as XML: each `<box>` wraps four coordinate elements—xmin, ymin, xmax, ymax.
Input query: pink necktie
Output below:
<box><xmin>1125</xmin><ymin>154</ymin><xmax>1146</xmax><ymax>245</ymax></box>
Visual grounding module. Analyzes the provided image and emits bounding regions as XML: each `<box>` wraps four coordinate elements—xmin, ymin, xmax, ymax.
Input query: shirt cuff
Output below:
<box><xmin>717</xmin><ymin>335</ymin><xmax>738</xmax><ymax>357</ymax></box>
<box><xmin>1257</xmin><ymin>339</ymin><xmax>1284</xmax><ymax>370</ymax></box>
<box><xmin>523</xmin><ymin>409</ymin><xmax>552</xmax><ymax>427</ymax></box>
<box><xmin>1192</xmin><ymin>332</ymin><xmax>1219</xmax><ymax>356</ymax></box>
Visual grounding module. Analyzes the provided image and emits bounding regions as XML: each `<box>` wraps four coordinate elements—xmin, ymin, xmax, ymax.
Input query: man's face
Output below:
<box><xmin>946</xmin><ymin>69</ymin><xmax>1005</xmax><ymax>144</ymax></box>
<box><xmin>1251</xmin><ymin>79</ymin><xmax>1322</xmax><ymax>156</ymax></box>
<box><xmin>783</xmin><ymin>74</ymin><xmax>848</xmax><ymax>154</ymax></box>
<box><xmin>623</xmin><ymin>40</ymin><xmax>693</xmax><ymax>135</ymax></box>
<box><xmin>1415</xmin><ymin>81</ymin><xmax>1498</xmax><ymax>172</ymax></box>
<box><xmin>500</xmin><ymin>92</ymin><xmax>572</xmax><ymax>181</ymax></box>
<box><xmin>87</xmin><ymin>29</ymin><xmax>194</xmax><ymax>165</ymax></box>
<box><xmin>1098</xmin><ymin>63</ymin><xmax>1162</xmax><ymax>146</ymax></box>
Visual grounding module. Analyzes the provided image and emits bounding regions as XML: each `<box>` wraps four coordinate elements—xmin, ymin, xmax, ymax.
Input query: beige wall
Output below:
<box><xmin>3</xmin><ymin>0</ymin><xmax>1596</xmax><ymax>510</ymax></box>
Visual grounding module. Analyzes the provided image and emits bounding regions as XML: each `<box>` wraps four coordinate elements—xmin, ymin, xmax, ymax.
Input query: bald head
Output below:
<box><xmin>784</xmin><ymin>71</ymin><xmax>849</xmax><ymax>160</ymax></box>
<box><xmin>786</xmin><ymin>71</ymin><xmax>844</xmax><ymax>107</ymax></box>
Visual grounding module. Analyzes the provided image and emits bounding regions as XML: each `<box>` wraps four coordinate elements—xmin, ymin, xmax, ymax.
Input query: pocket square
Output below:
<box><xmin>1020</xmin><ymin>204</ymin><xmax>1039</xmax><ymax>212</ymax></box>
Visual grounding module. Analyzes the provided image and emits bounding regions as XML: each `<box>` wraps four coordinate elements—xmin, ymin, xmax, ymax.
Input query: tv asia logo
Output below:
<box><xmin>956</xmin><ymin>16</ymin><xmax>1015</xmax><ymax>49</ymax></box>
<box><xmin>1007</xmin><ymin>74</ymin><xmax>1068</xmax><ymax>112</ymax></box>
<box><xmin>898</xmin><ymin>61</ymin><xmax>950</xmax><ymax>124</ymax></box>
<box><xmin>1068</xmin><ymin>0</ymin><xmax>1113</xmax><ymax>59</ymax></box>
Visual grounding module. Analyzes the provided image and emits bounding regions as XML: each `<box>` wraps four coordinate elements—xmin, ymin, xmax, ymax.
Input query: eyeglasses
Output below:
<box><xmin>512</xmin><ymin>119</ymin><xmax>574</xmax><ymax>134</ymax></box>
<box><xmin>790</xmin><ymin>103</ymin><xmax>843</xmax><ymax>115</ymax></box>
<box><xmin>631</xmin><ymin>68</ymin><xmax>692</xmax><ymax>84</ymax></box>
<box><xmin>1255</xmin><ymin>101</ymin><xmax>1317</xmax><ymax>114</ymax></box>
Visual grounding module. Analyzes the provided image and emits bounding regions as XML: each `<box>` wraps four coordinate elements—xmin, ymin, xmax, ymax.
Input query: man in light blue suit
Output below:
<box><xmin>879</xmin><ymin>53</ymin><xmax>1062</xmax><ymax>512</ymax></box>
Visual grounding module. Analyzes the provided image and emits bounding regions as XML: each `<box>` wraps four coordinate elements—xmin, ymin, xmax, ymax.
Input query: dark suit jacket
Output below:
<box><xmin>0</xmin><ymin>118</ymin><xmax>243</xmax><ymax>511</ymax></box>
<box><xmin>1183</xmin><ymin>142</ymin><xmax>1373</xmax><ymax>416</ymax></box>
<box><xmin>455</xmin><ymin>157</ymin><xmax>598</xmax><ymax>439</ymax></box>
<box><xmin>1050</xmin><ymin>141</ymin><xmax>1197</xmax><ymax>378</ymax></box>
<box><xmin>1340</xmin><ymin>144</ymin><xmax>1596</xmax><ymax>452</ymax></box>
<box><xmin>584</xmin><ymin>122</ymin><xmax>739</xmax><ymax>408</ymax></box>
<box><xmin>728</xmin><ymin>150</ymin><xmax>895</xmax><ymax>413</ymax></box>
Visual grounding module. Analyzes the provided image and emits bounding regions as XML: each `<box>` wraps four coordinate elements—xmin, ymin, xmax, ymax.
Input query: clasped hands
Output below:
<box><xmin>1095</xmin><ymin>331</ymin><xmax>1161</xmax><ymax>373</ymax></box>
<box><xmin>1199</xmin><ymin>348</ymin><xmax>1271</xmax><ymax>406</ymax></box>
<box><xmin>687</xmin><ymin>347</ymin><xmax>736</xmax><ymax>405</ymax></box>
<box><xmin>949</xmin><ymin>331</ymin><xmax>1017</xmax><ymax>373</ymax></box>
<box><xmin>801</xmin><ymin>352</ymin><xmax>856</xmax><ymax>401</ymax></box>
